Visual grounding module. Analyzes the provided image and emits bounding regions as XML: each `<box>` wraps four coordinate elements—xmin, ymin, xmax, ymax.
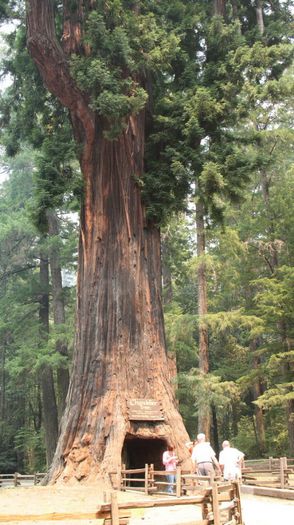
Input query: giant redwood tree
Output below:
<box><xmin>25</xmin><ymin>0</ymin><xmax>194</xmax><ymax>483</ymax></box>
<box><xmin>24</xmin><ymin>0</ymin><xmax>293</xmax><ymax>483</ymax></box>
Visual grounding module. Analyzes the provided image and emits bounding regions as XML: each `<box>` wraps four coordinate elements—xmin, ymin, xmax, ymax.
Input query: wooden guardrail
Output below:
<box><xmin>99</xmin><ymin>481</ymin><xmax>243</xmax><ymax>525</ymax></box>
<box><xmin>0</xmin><ymin>482</ymin><xmax>242</xmax><ymax>524</ymax></box>
<box><xmin>121</xmin><ymin>463</ymin><xmax>224</xmax><ymax>496</ymax></box>
<box><xmin>117</xmin><ymin>464</ymin><xmax>243</xmax><ymax>524</ymax></box>
<box><xmin>0</xmin><ymin>472</ymin><xmax>45</xmax><ymax>486</ymax></box>
<box><xmin>243</xmin><ymin>457</ymin><xmax>294</xmax><ymax>490</ymax></box>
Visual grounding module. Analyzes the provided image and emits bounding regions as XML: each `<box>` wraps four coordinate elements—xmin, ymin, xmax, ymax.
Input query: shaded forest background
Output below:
<box><xmin>0</xmin><ymin>0</ymin><xmax>293</xmax><ymax>473</ymax></box>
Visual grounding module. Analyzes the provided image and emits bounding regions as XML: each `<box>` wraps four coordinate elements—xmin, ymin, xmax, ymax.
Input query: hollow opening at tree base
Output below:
<box><xmin>122</xmin><ymin>434</ymin><xmax>167</xmax><ymax>487</ymax></box>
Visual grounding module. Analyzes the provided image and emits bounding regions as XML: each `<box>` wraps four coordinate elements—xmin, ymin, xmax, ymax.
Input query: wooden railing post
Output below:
<box><xmin>144</xmin><ymin>464</ymin><xmax>149</xmax><ymax>495</ymax></box>
<box><xmin>269</xmin><ymin>456</ymin><xmax>273</xmax><ymax>470</ymax></box>
<box><xmin>283</xmin><ymin>457</ymin><xmax>288</xmax><ymax>486</ymax></box>
<box><xmin>279</xmin><ymin>457</ymin><xmax>285</xmax><ymax>489</ymax></box>
<box><xmin>233</xmin><ymin>481</ymin><xmax>243</xmax><ymax>524</ymax></box>
<box><xmin>149</xmin><ymin>464</ymin><xmax>155</xmax><ymax>492</ymax></box>
<box><xmin>211</xmin><ymin>482</ymin><xmax>221</xmax><ymax>525</ymax></box>
<box><xmin>110</xmin><ymin>492</ymin><xmax>119</xmax><ymax>525</ymax></box>
<box><xmin>14</xmin><ymin>472</ymin><xmax>18</xmax><ymax>487</ymax></box>
<box><xmin>209</xmin><ymin>469</ymin><xmax>214</xmax><ymax>486</ymax></box>
<box><xmin>176</xmin><ymin>466</ymin><xmax>181</xmax><ymax>497</ymax></box>
<box><xmin>121</xmin><ymin>463</ymin><xmax>126</xmax><ymax>491</ymax></box>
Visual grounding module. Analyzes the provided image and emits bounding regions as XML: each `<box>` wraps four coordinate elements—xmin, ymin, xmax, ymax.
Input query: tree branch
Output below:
<box><xmin>26</xmin><ymin>0</ymin><xmax>95</xmax><ymax>143</ymax></box>
<box><xmin>0</xmin><ymin>263</ymin><xmax>38</xmax><ymax>283</ymax></box>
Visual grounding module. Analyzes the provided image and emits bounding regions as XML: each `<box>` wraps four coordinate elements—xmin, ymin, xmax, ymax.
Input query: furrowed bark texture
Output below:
<box><xmin>49</xmin><ymin>119</ymin><xmax>191</xmax><ymax>482</ymax></box>
<box><xmin>27</xmin><ymin>1</ymin><xmax>191</xmax><ymax>483</ymax></box>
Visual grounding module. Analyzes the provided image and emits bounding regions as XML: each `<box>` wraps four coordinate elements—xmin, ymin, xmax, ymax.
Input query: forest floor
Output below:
<box><xmin>0</xmin><ymin>484</ymin><xmax>294</xmax><ymax>524</ymax></box>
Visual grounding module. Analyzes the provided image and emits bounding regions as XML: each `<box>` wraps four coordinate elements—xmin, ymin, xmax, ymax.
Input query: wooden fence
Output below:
<box><xmin>0</xmin><ymin>472</ymin><xmax>45</xmax><ymax>486</ymax></box>
<box><xmin>0</xmin><ymin>484</ymin><xmax>242</xmax><ymax>525</ymax></box>
<box><xmin>120</xmin><ymin>463</ymin><xmax>222</xmax><ymax>496</ymax></box>
<box><xmin>103</xmin><ymin>472</ymin><xmax>243</xmax><ymax>525</ymax></box>
<box><xmin>243</xmin><ymin>457</ymin><xmax>294</xmax><ymax>490</ymax></box>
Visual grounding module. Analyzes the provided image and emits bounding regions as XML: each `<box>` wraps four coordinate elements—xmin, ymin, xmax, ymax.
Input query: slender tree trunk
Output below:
<box><xmin>39</xmin><ymin>252</ymin><xmax>59</xmax><ymax>467</ymax></box>
<box><xmin>196</xmin><ymin>199</ymin><xmax>210</xmax><ymax>438</ymax></box>
<box><xmin>26</xmin><ymin>1</ymin><xmax>191</xmax><ymax>483</ymax></box>
<box><xmin>250</xmin><ymin>340</ymin><xmax>266</xmax><ymax>455</ymax></box>
<box><xmin>256</xmin><ymin>0</ymin><xmax>265</xmax><ymax>35</ymax></box>
<box><xmin>253</xmin><ymin>398</ymin><xmax>266</xmax><ymax>455</ymax></box>
<box><xmin>211</xmin><ymin>404</ymin><xmax>219</xmax><ymax>455</ymax></box>
<box><xmin>161</xmin><ymin>235</ymin><xmax>173</xmax><ymax>305</ymax></box>
<box><xmin>47</xmin><ymin>210</ymin><xmax>70</xmax><ymax>417</ymax></box>
<box><xmin>287</xmin><ymin>400</ymin><xmax>294</xmax><ymax>457</ymax></box>
<box><xmin>213</xmin><ymin>0</ymin><xmax>226</xmax><ymax>17</ymax></box>
<box><xmin>231</xmin><ymin>0</ymin><xmax>239</xmax><ymax>20</ymax></box>
<box><xmin>231</xmin><ymin>404</ymin><xmax>239</xmax><ymax>437</ymax></box>
<box><xmin>0</xmin><ymin>344</ymin><xmax>5</xmax><ymax>420</ymax></box>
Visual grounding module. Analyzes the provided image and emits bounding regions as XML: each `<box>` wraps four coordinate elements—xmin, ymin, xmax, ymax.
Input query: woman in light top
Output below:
<box><xmin>162</xmin><ymin>445</ymin><xmax>178</xmax><ymax>494</ymax></box>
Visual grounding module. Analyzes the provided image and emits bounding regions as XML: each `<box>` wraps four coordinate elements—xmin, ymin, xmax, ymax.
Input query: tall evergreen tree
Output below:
<box><xmin>23</xmin><ymin>0</ymin><xmax>292</xmax><ymax>481</ymax></box>
<box><xmin>1</xmin><ymin>0</ymin><xmax>292</xmax><ymax>477</ymax></box>
<box><xmin>0</xmin><ymin>147</ymin><xmax>78</xmax><ymax>470</ymax></box>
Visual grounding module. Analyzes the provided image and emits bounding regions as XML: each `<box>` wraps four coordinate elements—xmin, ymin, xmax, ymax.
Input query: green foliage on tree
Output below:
<box><xmin>0</xmin><ymin>149</ymin><xmax>78</xmax><ymax>471</ymax></box>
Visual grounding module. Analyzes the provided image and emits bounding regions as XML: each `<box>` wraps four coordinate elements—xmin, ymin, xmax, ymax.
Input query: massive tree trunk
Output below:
<box><xmin>49</xmin><ymin>118</ymin><xmax>190</xmax><ymax>483</ymax></box>
<box><xmin>196</xmin><ymin>199</ymin><xmax>210</xmax><ymax>438</ymax></box>
<box><xmin>27</xmin><ymin>1</ymin><xmax>191</xmax><ymax>483</ymax></box>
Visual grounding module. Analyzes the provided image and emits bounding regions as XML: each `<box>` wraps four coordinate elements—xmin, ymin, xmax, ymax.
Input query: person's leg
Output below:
<box><xmin>203</xmin><ymin>462</ymin><xmax>214</xmax><ymax>477</ymax></box>
<box><xmin>167</xmin><ymin>473</ymin><xmax>175</xmax><ymax>494</ymax></box>
<box><xmin>197</xmin><ymin>465</ymin><xmax>206</xmax><ymax>476</ymax></box>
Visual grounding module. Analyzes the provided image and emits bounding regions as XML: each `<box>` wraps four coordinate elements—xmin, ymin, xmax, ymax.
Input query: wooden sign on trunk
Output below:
<box><xmin>127</xmin><ymin>399</ymin><xmax>164</xmax><ymax>421</ymax></box>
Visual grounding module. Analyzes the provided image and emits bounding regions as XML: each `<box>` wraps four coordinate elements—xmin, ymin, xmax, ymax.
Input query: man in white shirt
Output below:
<box><xmin>219</xmin><ymin>440</ymin><xmax>244</xmax><ymax>480</ymax></box>
<box><xmin>191</xmin><ymin>433</ymin><xmax>220</xmax><ymax>476</ymax></box>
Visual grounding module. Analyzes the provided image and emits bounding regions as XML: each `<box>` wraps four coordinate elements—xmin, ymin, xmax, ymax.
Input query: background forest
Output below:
<box><xmin>0</xmin><ymin>1</ymin><xmax>293</xmax><ymax>473</ymax></box>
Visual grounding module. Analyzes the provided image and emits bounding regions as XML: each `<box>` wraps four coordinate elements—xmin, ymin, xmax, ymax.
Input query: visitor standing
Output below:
<box><xmin>191</xmin><ymin>433</ymin><xmax>220</xmax><ymax>476</ymax></box>
<box><xmin>162</xmin><ymin>445</ymin><xmax>178</xmax><ymax>494</ymax></box>
<box><xmin>219</xmin><ymin>440</ymin><xmax>244</xmax><ymax>480</ymax></box>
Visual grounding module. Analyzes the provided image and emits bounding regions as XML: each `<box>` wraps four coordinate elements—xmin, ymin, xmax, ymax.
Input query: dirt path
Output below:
<box><xmin>241</xmin><ymin>493</ymin><xmax>294</xmax><ymax>525</ymax></box>
<box><xmin>0</xmin><ymin>485</ymin><xmax>140</xmax><ymax>525</ymax></box>
<box><xmin>0</xmin><ymin>485</ymin><xmax>293</xmax><ymax>524</ymax></box>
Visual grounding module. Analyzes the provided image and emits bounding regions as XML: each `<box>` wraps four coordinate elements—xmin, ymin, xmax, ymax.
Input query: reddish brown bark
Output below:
<box><xmin>27</xmin><ymin>1</ymin><xmax>191</xmax><ymax>483</ymax></box>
